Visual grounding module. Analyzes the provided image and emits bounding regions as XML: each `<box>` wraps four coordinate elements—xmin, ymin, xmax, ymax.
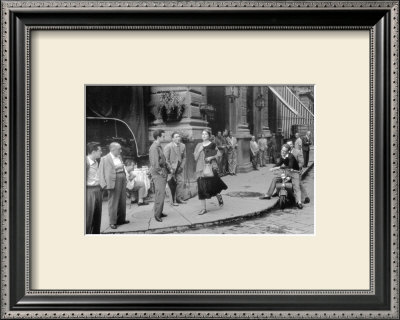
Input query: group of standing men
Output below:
<box><xmin>85</xmin><ymin>142</ymin><xmax>131</xmax><ymax>234</ymax></box>
<box><xmin>148</xmin><ymin>129</ymin><xmax>187</xmax><ymax>222</ymax></box>
<box><xmin>85</xmin><ymin>129</ymin><xmax>313</xmax><ymax>233</ymax></box>
<box><xmin>249</xmin><ymin>133</ymin><xmax>277</xmax><ymax>170</ymax></box>
<box><xmin>85</xmin><ymin>130</ymin><xmax>188</xmax><ymax>233</ymax></box>
<box><xmin>214</xmin><ymin>129</ymin><xmax>238</xmax><ymax>176</ymax></box>
<box><xmin>259</xmin><ymin>130</ymin><xmax>312</xmax><ymax>209</ymax></box>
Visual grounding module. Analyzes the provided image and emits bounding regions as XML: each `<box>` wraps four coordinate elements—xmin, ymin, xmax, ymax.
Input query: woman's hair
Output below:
<box><xmin>202</xmin><ymin>129</ymin><xmax>211</xmax><ymax>139</ymax></box>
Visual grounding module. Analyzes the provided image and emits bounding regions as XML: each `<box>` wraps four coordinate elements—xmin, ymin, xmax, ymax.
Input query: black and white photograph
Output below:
<box><xmin>85</xmin><ymin>85</ymin><xmax>315</xmax><ymax>234</ymax></box>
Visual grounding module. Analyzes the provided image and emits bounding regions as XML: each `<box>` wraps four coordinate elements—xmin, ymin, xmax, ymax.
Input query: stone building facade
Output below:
<box><xmin>86</xmin><ymin>85</ymin><xmax>314</xmax><ymax>185</ymax></box>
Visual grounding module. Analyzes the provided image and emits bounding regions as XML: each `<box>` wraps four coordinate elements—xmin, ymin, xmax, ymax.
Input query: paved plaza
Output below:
<box><xmin>100</xmin><ymin>149</ymin><xmax>314</xmax><ymax>234</ymax></box>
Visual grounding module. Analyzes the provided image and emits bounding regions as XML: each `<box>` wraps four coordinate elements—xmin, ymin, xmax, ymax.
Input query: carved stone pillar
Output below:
<box><xmin>148</xmin><ymin>86</ymin><xmax>209</xmax><ymax>184</ymax></box>
<box><xmin>261</xmin><ymin>87</ymin><xmax>271</xmax><ymax>139</ymax></box>
<box><xmin>252</xmin><ymin>86</ymin><xmax>262</xmax><ymax>138</ymax></box>
<box><xmin>233</xmin><ymin>87</ymin><xmax>252</xmax><ymax>173</ymax></box>
<box><xmin>148</xmin><ymin>86</ymin><xmax>208</xmax><ymax>141</ymax></box>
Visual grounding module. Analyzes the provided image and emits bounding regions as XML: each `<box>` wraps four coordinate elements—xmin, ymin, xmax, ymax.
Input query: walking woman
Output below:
<box><xmin>194</xmin><ymin>129</ymin><xmax>228</xmax><ymax>215</ymax></box>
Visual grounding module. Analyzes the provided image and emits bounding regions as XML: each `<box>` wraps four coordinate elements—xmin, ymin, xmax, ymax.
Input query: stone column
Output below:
<box><xmin>252</xmin><ymin>86</ymin><xmax>262</xmax><ymax>138</ymax></box>
<box><xmin>148</xmin><ymin>86</ymin><xmax>209</xmax><ymax>184</ymax></box>
<box><xmin>261</xmin><ymin>87</ymin><xmax>271</xmax><ymax>138</ymax></box>
<box><xmin>148</xmin><ymin>86</ymin><xmax>208</xmax><ymax>141</ymax></box>
<box><xmin>225</xmin><ymin>95</ymin><xmax>237</xmax><ymax>133</ymax></box>
<box><xmin>234</xmin><ymin>87</ymin><xmax>252</xmax><ymax>173</ymax></box>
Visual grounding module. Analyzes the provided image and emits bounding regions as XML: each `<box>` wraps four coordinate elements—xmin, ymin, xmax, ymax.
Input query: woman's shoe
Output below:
<box><xmin>198</xmin><ymin>209</ymin><xmax>207</xmax><ymax>215</ymax></box>
<box><xmin>216</xmin><ymin>194</ymin><xmax>224</xmax><ymax>207</ymax></box>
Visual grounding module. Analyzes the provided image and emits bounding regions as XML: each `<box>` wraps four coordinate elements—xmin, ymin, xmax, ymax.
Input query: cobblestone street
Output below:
<box><xmin>173</xmin><ymin>167</ymin><xmax>314</xmax><ymax>234</ymax></box>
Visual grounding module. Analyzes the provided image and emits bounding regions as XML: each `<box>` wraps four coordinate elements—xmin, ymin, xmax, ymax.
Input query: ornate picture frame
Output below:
<box><xmin>1</xmin><ymin>1</ymin><xmax>398</xmax><ymax>319</ymax></box>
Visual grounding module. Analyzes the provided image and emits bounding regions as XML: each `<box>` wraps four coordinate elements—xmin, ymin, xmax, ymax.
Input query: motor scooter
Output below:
<box><xmin>272</xmin><ymin>168</ymin><xmax>296</xmax><ymax>210</ymax></box>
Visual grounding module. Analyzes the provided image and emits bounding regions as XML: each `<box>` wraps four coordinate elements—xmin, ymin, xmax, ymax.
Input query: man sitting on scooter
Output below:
<box><xmin>259</xmin><ymin>144</ymin><xmax>303</xmax><ymax>209</ymax></box>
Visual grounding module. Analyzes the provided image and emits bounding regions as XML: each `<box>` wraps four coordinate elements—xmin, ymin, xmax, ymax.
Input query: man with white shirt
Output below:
<box><xmin>86</xmin><ymin>142</ymin><xmax>103</xmax><ymax>234</ymax></box>
<box><xmin>258</xmin><ymin>134</ymin><xmax>267</xmax><ymax>167</ymax></box>
<box><xmin>125</xmin><ymin>159</ymin><xmax>148</xmax><ymax>206</ymax></box>
<box><xmin>249</xmin><ymin>136</ymin><xmax>260</xmax><ymax>170</ymax></box>
<box><xmin>294</xmin><ymin>132</ymin><xmax>302</xmax><ymax>151</ymax></box>
<box><xmin>99</xmin><ymin>142</ymin><xmax>129</xmax><ymax>229</ymax></box>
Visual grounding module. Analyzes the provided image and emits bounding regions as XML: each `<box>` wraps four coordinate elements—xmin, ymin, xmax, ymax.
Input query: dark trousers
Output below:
<box><xmin>303</xmin><ymin>150</ymin><xmax>310</xmax><ymax>167</ymax></box>
<box><xmin>108</xmin><ymin>172</ymin><xmax>126</xmax><ymax>225</ymax></box>
<box><xmin>86</xmin><ymin>186</ymin><xmax>102</xmax><ymax>234</ymax></box>
<box><xmin>219</xmin><ymin>152</ymin><xmax>228</xmax><ymax>174</ymax></box>
<box><xmin>152</xmin><ymin>173</ymin><xmax>167</xmax><ymax>218</ymax></box>
<box><xmin>269</xmin><ymin>148</ymin><xmax>276</xmax><ymax>164</ymax></box>
<box><xmin>168</xmin><ymin>171</ymin><xmax>185</xmax><ymax>203</ymax></box>
<box><xmin>250</xmin><ymin>151</ymin><xmax>259</xmax><ymax>169</ymax></box>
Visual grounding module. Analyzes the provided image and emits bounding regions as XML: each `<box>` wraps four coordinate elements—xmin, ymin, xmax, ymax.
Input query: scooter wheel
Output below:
<box><xmin>279</xmin><ymin>195</ymin><xmax>286</xmax><ymax>210</ymax></box>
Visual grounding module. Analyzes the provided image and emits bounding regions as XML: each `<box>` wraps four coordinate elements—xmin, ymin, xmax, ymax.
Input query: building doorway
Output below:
<box><xmin>206</xmin><ymin>86</ymin><xmax>228</xmax><ymax>135</ymax></box>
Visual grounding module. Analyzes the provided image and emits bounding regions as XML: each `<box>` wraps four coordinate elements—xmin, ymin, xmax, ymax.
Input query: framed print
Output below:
<box><xmin>1</xmin><ymin>0</ymin><xmax>399</xmax><ymax>319</ymax></box>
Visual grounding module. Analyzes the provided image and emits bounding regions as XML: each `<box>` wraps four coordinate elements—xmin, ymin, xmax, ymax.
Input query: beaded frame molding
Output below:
<box><xmin>1</xmin><ymin>0</ymin><xmax>399</xmax><ymax>319</ymax></box>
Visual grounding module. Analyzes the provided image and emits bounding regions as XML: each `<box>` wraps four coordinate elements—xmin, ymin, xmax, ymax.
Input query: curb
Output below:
<box><xmin>104</xmin><ymin>162</ymin><xmax>314</xmax><ymax>234</ymax></box>
<box><xmin>122</xmin><ymin>204</ymin><xmax>278</xmax><ymax>234</ymax></box>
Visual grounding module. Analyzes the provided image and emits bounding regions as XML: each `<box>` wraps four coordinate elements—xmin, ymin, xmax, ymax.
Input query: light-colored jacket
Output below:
<box><xmin>290</xmin><ymin>148</ymin><xmax>304</xmax><ymax>169</ymax></box>
<box><xmin>295</xmin><ymin>137</ymin><xmax>303</xmax><ymax>150</ymax></box>
<box><xmin>99</xmin><ymin>153</ymin><xmax>125</xmax><ymax>190</ymax></box>
<box><xmin>258</xmin><ymin>138</ymin><xmax>267</xmax><ymax>151</ymax></box>
<box><xmin>250</xmin><ymin>141</ymin><xmax>259</xmax><ymax>155</ymax></box>
<box><xmin>164</xmin><ymin>142</ymin><xmax>186</xmax><ymax>174</ymax></box>
<box><xmin>193</xmin><ymin>142</ymin><xmax>218</xmax><ymax>179</ymax></box>
<box><xmin>227</xmin><ymin>136</ymin><xmax>238</xmax><ymax>152</ymax></box>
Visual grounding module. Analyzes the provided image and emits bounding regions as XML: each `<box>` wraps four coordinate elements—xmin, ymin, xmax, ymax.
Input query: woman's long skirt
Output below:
<box><xmin>197</xmin><ymin>173</ymin><xmax>228</xmax><ymax>200</ymax></box>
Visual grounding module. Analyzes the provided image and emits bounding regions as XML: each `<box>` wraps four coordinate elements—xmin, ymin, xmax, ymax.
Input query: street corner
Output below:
<box><xmin>148</xmin><ymin>207</ymin><xmax>192</xmax><ymax>231</ymax></box>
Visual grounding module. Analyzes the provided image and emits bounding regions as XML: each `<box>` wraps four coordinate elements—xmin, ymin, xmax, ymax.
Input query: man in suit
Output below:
<box><xmin>287</xmin><ymin>140</ymin><xmax>310</xmax><ymax>204</ymax></box>
<box><xmin>302</xmin><ymin>131</ymin><xmax>312</xmax><ymax>167</ymax></box>
<box><xmin>99</xmin><ymin>142</ymin><xmax>129</xmax><ymax>229</ymax></box>
<box><xmin>249</xmin><ymin>135</ymin><xmax>260</xmax><ymax>170</ymax></box>
<box><xmin>215</xmin><ymin>131</ymin><xmax>226</xmax><ymax>176</ymax></box>
<box><xmin>259</xmin><ymin>144</ymin><xmax>303</xmax><ymax>209</ymax></box>
<box><xmin>294</xmin><ymin>132</ymin><xmax>302</xmax><ymax>151</ymax></box>
<box><xmin>149</xmin><ymin>129</ymin><xmax>168</xmax><ymax>222</ymax></box>
<box><xmin>221</xmin><ymin>129</ymin><xmax>230</xmax><ymax>175</ymax></box>
<box><xmin>164</xmin><ymin>131</ymin><xmax>187</xmax><ymax>206</ymax></box>
<box><xmin>258</xmin><ymin>134</ymin><xmax>267</xmax><ymax>167</ymax></box>
<box><xmin>226</xmin><ymin>130</ymin><xmax>238</xmax><ymax>175</ymax></box>
<box><xmin>268</xmin><ymin>133</ymin><xmax>277</xmax><ymax>164</ymax></box>
<box><xmin>86</xmin><ymin>142</ymin><xmax>102</xmax><ymax>234</ymax></box>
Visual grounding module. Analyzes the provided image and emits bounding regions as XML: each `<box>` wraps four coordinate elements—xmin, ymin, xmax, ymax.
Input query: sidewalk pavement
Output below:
<box><xmin>100</xmin><ymin>148</ymin><xmax>314</xmax><ymax>234</ymax></box>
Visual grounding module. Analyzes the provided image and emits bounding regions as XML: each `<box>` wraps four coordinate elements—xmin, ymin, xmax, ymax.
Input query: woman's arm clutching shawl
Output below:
<box><xmin>193</xmin><ymin>143</ymin><xmax>203</xmax><ymax>161</ymax></box>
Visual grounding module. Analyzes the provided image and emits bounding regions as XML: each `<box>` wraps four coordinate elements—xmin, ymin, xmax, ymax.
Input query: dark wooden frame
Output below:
<box><xmin>1</xmin><ymin>1</ymin><xmax>398</xmax><ymax>319</ymax></box>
